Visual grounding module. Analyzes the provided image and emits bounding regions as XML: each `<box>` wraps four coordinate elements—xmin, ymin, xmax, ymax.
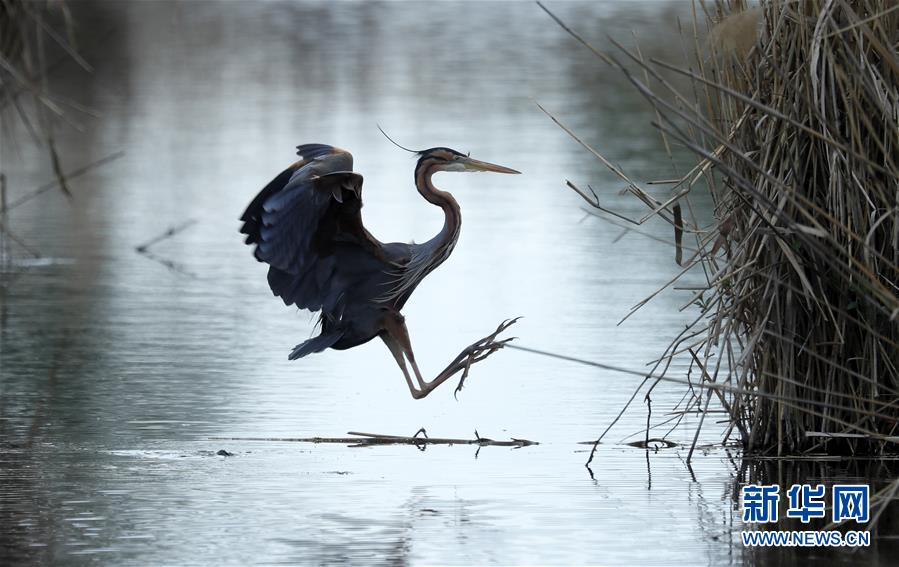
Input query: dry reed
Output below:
<box><xmin>543</xmin><ymin>0</ymin><xmax>899</xmax><ymax>457</ymax></box>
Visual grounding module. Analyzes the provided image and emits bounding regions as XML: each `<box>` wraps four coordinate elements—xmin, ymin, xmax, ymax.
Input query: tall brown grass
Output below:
<box><xmin>544</xmin><ymin>0</ymin><xmax>899</xmax><ymax>457</ymax></box>
<box><xmin>698</xmin><ymin>0</ymin><xmax>899</xmax><ymax>455</ymax></box>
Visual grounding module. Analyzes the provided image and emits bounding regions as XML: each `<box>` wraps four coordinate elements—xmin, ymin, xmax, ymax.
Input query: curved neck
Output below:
<box><xmin>415</xmin><ymin>158</ymin><xmax>461</xmax><ymax>261</ymax></box>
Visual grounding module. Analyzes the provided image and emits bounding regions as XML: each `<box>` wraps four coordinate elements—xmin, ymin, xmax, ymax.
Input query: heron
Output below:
<box><xmin>240</xmin><ymin>142</ymin><xmax>520</xmax><ymax>399</ymax></box>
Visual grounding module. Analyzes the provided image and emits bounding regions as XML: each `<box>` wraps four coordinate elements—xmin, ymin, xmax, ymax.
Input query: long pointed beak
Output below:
<box><xmin>462</xmin><ymin>156</ymin><xmax>521</xmax><ymax>174</ymax></box>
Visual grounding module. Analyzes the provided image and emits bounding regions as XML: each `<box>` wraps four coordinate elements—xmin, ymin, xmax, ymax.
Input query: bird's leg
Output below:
<box><xmin>382</xmin><ymin>315</ymin><xmax>519</xmax><ymax>399</ymax></box>
<box><xmin>382</xmin><ymin>312</ymin><xmax>429</xmax><ymax>392</ymax></box>
<box><xmin>380</xmin><ymin>333</ymin><xmax>424</xmax><ymax>400</ymax></box>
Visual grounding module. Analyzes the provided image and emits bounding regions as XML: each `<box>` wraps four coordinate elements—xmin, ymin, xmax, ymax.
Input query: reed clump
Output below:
<box><xmin>688</xmin><ymin>0</ymin><xmax>899</xmax><ymax>455</ymax></box>
<box><xmin>544</xmin><ymin>0</ymin><xmax>899</xmax><ymax>456</ymax></box>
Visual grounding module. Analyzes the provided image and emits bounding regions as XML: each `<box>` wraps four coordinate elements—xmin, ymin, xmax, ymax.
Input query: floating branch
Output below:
<box><xmin>210</xmin><ymin>429</ymin><xmax>538</xmax><ymax>448</ymax></box>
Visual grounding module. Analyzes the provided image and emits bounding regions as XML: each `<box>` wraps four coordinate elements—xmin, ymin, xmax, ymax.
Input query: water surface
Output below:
<box><xmin>1</xmin><ymin>1</ymin><xmax>895</xmax><ymax>564</ymax></box>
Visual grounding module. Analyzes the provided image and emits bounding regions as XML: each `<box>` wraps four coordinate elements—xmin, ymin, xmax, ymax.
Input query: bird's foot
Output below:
<box><xmin>453</xmin><ymin>317</ymin><xmax>521</xmax><ymax>399</ymax></box>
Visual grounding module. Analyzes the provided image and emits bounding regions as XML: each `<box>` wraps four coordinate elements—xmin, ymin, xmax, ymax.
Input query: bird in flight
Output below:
<box><xmin>240</xmin><ymin>142</ymin><xmax>520</xmax><ymax>399</ymax></box>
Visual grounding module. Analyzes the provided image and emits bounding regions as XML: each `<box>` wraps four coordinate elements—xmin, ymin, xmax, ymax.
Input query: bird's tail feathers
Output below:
<box><xmin>288</xmin><ymin>331</ymin><xmax>344</xmax><ymax>361</ymax></box>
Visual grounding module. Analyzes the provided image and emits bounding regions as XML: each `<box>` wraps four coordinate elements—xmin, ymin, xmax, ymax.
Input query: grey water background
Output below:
<box><xmin>1</xmin><ymin>1</ymin><xmax>894</xmax><ymax>565</ymax></box>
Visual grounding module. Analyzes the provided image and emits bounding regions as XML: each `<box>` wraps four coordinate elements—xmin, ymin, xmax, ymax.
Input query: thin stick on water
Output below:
<box><xmin>134</xmin><ymin>219</ymin><xmax>199</xmax><ymax>278</ymax></box>
<box><xmin>210</xmin><ymin>430</ymin><xmax>538</xmax><ymax>448</ymax></box>
<box><xmin>135</xmin><ymin>219</ymin><xmax>197</xmax><ymax>253</ymax></box>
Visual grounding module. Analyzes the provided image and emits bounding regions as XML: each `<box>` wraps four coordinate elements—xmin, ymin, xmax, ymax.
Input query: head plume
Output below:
<box><xmin>377</xmin><ymin>125</ymin><xmax>422</xmax><ymax>154</ymax></box>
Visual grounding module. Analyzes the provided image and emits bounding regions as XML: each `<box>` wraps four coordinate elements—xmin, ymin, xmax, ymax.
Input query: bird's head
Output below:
<box><xmin>417</xmin><ymin>147</ymin><xmax>521</xmax><ymax>175</ymax></box>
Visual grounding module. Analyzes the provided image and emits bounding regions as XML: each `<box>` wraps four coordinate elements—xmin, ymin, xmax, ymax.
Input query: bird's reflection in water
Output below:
<box><xmin>275</xmin><ymin>488</ymin><xmax>502</xmax><ymax>566</ymax></box>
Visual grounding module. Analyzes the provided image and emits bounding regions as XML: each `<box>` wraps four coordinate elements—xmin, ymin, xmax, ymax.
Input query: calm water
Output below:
<box><xmin>1</xmin><ymin>1</ymin><xmax>895</xmax><ymax>565</ymax></box>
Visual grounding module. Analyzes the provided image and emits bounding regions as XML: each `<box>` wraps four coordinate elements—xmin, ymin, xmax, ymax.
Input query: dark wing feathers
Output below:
<box><xmin>238</xmin><ymin>143</ymin><xmax>342</xmax><ymax>246</ymax></box>
<box><xmin>240</xmin><ymin>144</ymin><xmax>380</xmax><ymax>311</ymax></box>
<box><xmin>288</xmin><ymin>330</ymin><xmax>345</xmax><ymax>360</ymax></box>
<box><xmin>239</xmin><ymin>167</ymin><xmax>294</xmax><ymax>248</ymax></box>
<box><xmin>293</xmin><ymin>143</ymin><xmax>338</xmax><ymax>163</ymax></box>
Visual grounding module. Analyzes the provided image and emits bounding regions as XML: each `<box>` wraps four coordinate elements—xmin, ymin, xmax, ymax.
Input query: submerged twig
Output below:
<box><xmin>135</xmin><ymin>219</ymin><xmax>197</xmax><ymax>253</ymax></box>
<box><xmin>134</xmin><ymin>219</ymin><xmax>198</xmax><ymax>277</ymax></box>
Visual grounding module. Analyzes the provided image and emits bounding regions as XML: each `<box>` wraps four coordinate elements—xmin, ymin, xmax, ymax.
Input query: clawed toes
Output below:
<box><xmin>484</xmin><ymin>317</ymin><xmax>521</xmax><ymax>340</ymax></box>
<box><xmin>499</xmin><ymin>316</ymin><xmax>523</xmax><ymax>330</ymax></box>
<box><xmin>452</xmin><ymin>317</ymin><xmax>521</xmax><ymax>399</ymax></box>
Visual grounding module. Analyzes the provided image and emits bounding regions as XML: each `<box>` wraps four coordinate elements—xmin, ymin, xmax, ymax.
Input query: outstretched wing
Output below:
<box><xmin>240</xmin><ymin>144</ymin><xmax>384</xmax><ymax>312</ymax></box>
